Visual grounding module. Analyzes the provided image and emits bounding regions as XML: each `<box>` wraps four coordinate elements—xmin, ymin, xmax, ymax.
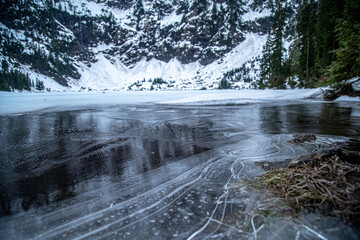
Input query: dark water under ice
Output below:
<box><xmin>0</xmin><ymin>101</ymin><xmax>359</xmax><ymax>239</ymax></box>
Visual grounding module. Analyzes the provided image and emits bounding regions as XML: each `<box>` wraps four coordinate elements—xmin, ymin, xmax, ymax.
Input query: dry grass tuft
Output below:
<box><xmin>257</xmin><ymin>154</ymin><xmax>360</xmax><ymax>223</ymax></box>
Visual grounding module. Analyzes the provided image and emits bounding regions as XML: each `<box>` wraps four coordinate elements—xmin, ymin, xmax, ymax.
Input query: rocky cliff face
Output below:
<box><xmin>0</xmin><ymin>0</ymin><xmax>296</xmax><ymax>91</ymax></box>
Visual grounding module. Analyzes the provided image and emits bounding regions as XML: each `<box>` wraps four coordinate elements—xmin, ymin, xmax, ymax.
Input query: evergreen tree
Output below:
<box><xmin>315</xmin><ymin>0</ymin><xmax>344</xmax><ymax>72</ymax></box>
<box><xmin>210</xmin><ymin>2</ymin><xmax>218</xmax><ymax>34</ymax></box>
<box><xmin>1</xmin><ymin>60</ymin><xmax>9</xmax><ymax>73</ymax></box>
<box><xmin>133</xmin><ymin>0</ymin><xmax>145</xmax><ymax>31</ymax></box>
<box><xmin>177</xmin><ymin>0</ymin><xmax>189</xmax><ymax>15</ymax></box>
<box><xmin>103</xmin><ymin>12</ymin><xmax>118</xmax><ymax>43</ymax></box>
<box><xmin>190</xmin><ymin>0</ymin><xmax>209</xmax><ymax>16</ymax></box>
<box><xmin>271</xmin><ymin>0</ymin><xmax>286</xmax><ymax>86</ymax></box>
<box><xmin>259</xmin><ymin>0</ymin><xmax>287</xmax><ymax>88</ymax></box>
<box><xmin>328</xmin><ymin>0</ymin><xmax>360</xmax><ymax>83</ymax></box>
<box><xmin>219</xmin><ymin>78</ymin><xmax>231</xmax><ymax>89</ymax></box>
<box><xmin>260</xmin><ymin>34</ymin><xmax>272</xmax><ymax>88</ymax></box>
<box><xmin>153</xmin><ymin>0</ymin><xmax>172</xmax><ymax>20</ymax></box>
<box><xmin>35</xmin><ymin>78</ymin><xmax>45</xmax><ymax>90</ymax></box>
<box><xmin>227</xmin><ymin>0</ymin><xmax>245</xmax><ymax>30</ymax></box>
<box><xmin>291</xmin><ymin>0</ymin><xmax>318</xmax><ymax>86</ymax></box>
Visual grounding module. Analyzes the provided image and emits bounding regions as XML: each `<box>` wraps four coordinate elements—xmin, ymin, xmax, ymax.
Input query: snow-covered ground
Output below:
<box><xmin>334</xmin><ymin>96</ymin><xmax>360</xmax><ymax>102</ymax></box>
<box><xmin>159</xmin><ymin>88</ymin><xmax>324</xmax><ymax>105</ymax></box>
<box><xmin>0</xmin><ymin>88</ymin><xmax>326</xmax><ymax>115</ymax></box>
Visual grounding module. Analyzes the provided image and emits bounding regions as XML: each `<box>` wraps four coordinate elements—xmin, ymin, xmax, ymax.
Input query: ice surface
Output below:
<box><xmin>0</xmin><ymin>89</ymin><xmax>325</xmax><ymax>116</ymax></box>
<box><xmin>0</xmin><ymin>102</ymin><xmax>359</xmax><ymax>239</ymax></box>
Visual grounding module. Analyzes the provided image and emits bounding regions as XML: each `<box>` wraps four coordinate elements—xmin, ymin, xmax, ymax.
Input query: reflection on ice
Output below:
<box><xmin>0</xmin><ymin>103</ymin><xmax>359</xmax><ymax>239</ymax></box>
<box><xmin>0</xmin><ymin>114</ymin><xmax>210</xmax><ymax>216</ymax></box>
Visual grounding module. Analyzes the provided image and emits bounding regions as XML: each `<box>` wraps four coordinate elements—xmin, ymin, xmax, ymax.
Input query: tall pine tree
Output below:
<box><xmin>260</xmin><ymin>0</ymin><xmax>287</xmax><ymax>88</ymax></box>
<box><xmin>133</xmin><ymin>0</ymin><xmax>145</xmax><ymax>31</ymax></box>
<box><xmin>315</xmin><ymin>0</ymin><xmax>344</xmax><ymax>74</ymax></box>
<box><xmin>227</xmin><ymin>0</ymin><xmax>245</xmax><ymax>30</ymax></box>
<box><xmin>328</xmin><ymin>0</ymin><xmax>360</xmax><ymax>83</ymax></box>
<box><xmin>291</xmin><ymin>0</ymin><xmax>318</xmax><ymax>86</ymax></box>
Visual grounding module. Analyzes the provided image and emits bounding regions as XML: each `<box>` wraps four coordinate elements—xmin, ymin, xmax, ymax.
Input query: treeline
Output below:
<box><xmin>260</xmin><ymin>0</ymin><xmax>360</xmax><ymax>88</ymax></box>
<box><xmin>0</xmin><ymin>65</ymin><xmax>31</xmax><ymax>91</ymax></box>
<box><xmin>0</xmin><ymin>60</ymin><xmax>45</xmax><ymax>91</ymax></box>
<box><xmin>220</xmin><ymin>59</ymin><xmax>258</xmax><ymax>89</ymax></box>
<box><xmin>0</xmin><ymin>31</ymin><xmax>78</xmax><ymax>89</ymax></box>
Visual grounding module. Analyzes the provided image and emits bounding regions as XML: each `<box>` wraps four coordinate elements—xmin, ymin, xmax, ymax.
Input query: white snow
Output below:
<box><xmin>334</xmin><ymin>96</ymin><xmax>360</xmax><ymax>102</ymax></box>
<box><xmin>70</xmin><ymin>32</ymin><xmax>266</xmax><ymax>91</ymax></box>
<box><xmin>131</xmin><ymin>57</ymin><xmax>165</xmax><ymax>80</ymax></box>
<box><xmin>55</xmin><ymin>0</ymin><xmax>131</xmax><ymax>27</ymax></box>
<box><xmin>25</xmin><ymin>67</ymin><xmax>67</xmax><ymax>92</ymax></box>
<box><xmin>342</xmin><ymin>77</ymin><xmax>360</xmax><ymax>91</ymax></box>
<box><xmin>242</xmin><ymin>9</ymin><xmax>271</xmax><ymax>22</ymax></box>
<box><xmin>159</xmin><ymin>11</ymin><xmax>183</xmax><ymax>27</ymax></box>
<box><xmin>0</xmin><ymin>89</ymin><xmax>326</xmax><ymax>115</ymax></box>
<box><xmin>61</xmin><ymin>0</ymin><xmax>105</xmax><ymax>16</ymax></box>
<box><xmin>76</xmin><ymin>54</ymin><xmax>129</xmax><ymax>90</ymax></box>
<box><xmin>90</xmin><ymin>43</ymin><xmax>115</xmax><ymax>54</ymax></box>
<box><xmin>204</xmin><ymin>33</ymin><xmax>266</xmax><ymax>73</ymax></box>
<box><xmin>159</xmin><ymin>89</ymin><xmax>324</xmax><ymax>105</ymax></box>
<box><xmin>73</xmin><ymin>54</ymin><xmax>203</xmax><ymax>90</ymax></box>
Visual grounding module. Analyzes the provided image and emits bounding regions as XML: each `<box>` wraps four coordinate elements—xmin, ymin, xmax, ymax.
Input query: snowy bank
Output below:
<box><xmin>334</xmin><ymin>96</ymin><xmax>360</xmax><ymax>102</ymax></box>
<box><xmin>0</xmin><ymin>89</ymin><xmax>326</xmax><ymax>115</ymax></box>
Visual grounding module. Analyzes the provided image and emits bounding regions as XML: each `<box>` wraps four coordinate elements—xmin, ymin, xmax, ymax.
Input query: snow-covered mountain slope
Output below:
<box><xmin>74</xmin><ymin>32</ymin><xmax>266</xmax><ymax>91</ymax></box>
<box><xmin>0</xmin><ymin>0</ymin><xmax>297</xmax><ymax>91</ymax></box>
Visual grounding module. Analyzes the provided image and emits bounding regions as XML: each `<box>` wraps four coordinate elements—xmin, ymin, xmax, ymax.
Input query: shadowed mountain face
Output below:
<box><xmin>0</xmin><ymin>102</ymin><xmax>359</xmax><ymax>239</ymax></box>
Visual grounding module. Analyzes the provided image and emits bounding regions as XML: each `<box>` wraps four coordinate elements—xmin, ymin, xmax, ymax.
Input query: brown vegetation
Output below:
<box><xmin>256</xmin><ymin>152</ymin><xmax>360</xmax><ymax>224</ymax></box>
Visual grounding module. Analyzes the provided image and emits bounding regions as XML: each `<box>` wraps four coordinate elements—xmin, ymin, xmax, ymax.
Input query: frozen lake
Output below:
<box><xmin>0</xmin><ymin>100</ymin><xmax>359</xmax><ymax>239</ymax></box>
